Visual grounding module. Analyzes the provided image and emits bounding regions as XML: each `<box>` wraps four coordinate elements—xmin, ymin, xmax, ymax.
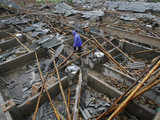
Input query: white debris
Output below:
<box><xmin>146</xmin><ymin>25</ymin><xmax>152</xmax><ymax>28</ymax></box>
<box><xmin>16</xmin><ymin>33</ymin><xmax>22</xmax><ymax>37</ymax></box>
<box><xmin>65</xmin><ymin>64</ymin><xmax>80</xmax><ymax>75</ymax></box>
<box><xmin>94</xmin><ymin>51</ymin><xmax>104</xmax><ymax>58</ymax></box>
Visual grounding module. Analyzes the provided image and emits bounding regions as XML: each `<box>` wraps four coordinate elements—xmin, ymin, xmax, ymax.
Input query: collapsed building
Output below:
<box><xmin>0</xmin><ymin>0</ymin><xmax>160</xmax><ymax>120</ymax></box>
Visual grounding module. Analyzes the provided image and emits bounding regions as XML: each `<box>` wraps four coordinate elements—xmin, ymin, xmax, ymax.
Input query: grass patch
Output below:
<box><xmin>36</xmin><ymin>0</ymin><xmax>72</xmax><ymax>3</ymax></box>
<box><xmin>148</xmin><ymin>0</ymin><xmax>160</xmax><ymax>2</ymax></box>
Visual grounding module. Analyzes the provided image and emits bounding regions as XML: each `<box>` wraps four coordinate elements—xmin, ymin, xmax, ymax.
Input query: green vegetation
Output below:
<box><xmin>147</xmin><ymin>0</ymin><xmax>160</xmax><ymax>2</ymax></box>
<box><xmin>36</xmin><ymin>0</ymin><xmax>61</xmax><ymax>3</ymax></box>
<box><xmin>151</xmin><ymin>0</ymin><xmax>160</xmax><ymax>2</ymax></box>
<box><xmin>36</xmin><ymin>0</ymin><xmax>72</xmax><ymax>3</ymax></box>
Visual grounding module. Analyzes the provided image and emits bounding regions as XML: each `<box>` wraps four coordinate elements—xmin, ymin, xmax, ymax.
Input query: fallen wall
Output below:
<box><xmin>0</xmin><ymin>48</ymin><xmax>46</xmax><ymax>73</ymax></box>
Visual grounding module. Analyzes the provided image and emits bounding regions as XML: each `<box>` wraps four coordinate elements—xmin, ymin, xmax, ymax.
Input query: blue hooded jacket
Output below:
<box><xmin>72</xmin><ymin>31</ymin><xmax>82</xmax><ymax>47</ymax></box>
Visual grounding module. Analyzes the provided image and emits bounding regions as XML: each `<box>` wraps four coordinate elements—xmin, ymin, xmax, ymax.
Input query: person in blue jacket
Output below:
<box><xmin>72</xmin><ymin>30</ymin><xmax>82</xmax><ymax>52</ymax></box>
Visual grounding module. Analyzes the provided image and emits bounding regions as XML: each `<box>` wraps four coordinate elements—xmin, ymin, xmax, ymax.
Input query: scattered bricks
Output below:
<box><xmin>1</xmin><ymin>99</ymin><xmax>15</xmax><ymax>112</ymax></box>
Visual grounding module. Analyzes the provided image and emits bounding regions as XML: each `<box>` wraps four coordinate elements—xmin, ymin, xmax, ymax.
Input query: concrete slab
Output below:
<box><xmin>0</xmin><ymin>48</ymin><xmax>46</xmax><ymax>73</ymax></box>
<box><xmin>0</xmin><ymin>35</ymin><xmax>26</xmax><ymax>51</ymax></box>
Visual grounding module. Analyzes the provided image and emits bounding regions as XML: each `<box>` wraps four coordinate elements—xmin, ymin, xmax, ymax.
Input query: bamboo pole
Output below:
<box><xmin>8</xmin><ymin>33</ymin><xmax>31</xmax><ymax>53</ymax></box>
<box><xmin>53</xmin><ymin>58</ymin><xmax>71</xmax><ymax>120</ymax></box>
<box><xmin>134</xmin><ymin>79</ymin><xmax>160</xmax><ymax>99</ymax></box>
<box><xmin>50</xmin><ymin>48</ymin><xmax>66</xmax><ymax>59</ymax></box>
<box><xmin>133</xmin><ymin>71</ymin><xmax>160</xmax><ymax>99</ymax></box>
<box><xmin>108</xmin><ymin>60</ymin><xmax>160</xmax><ymax>120</ymax></box>
<box><xmin>14</xmin><ymin>36</ymin><xmax>31</xmax><ymax>52</ymax></box>
<box><xmin>68</xmin><ymin>88</ymin><xmax>71</xmax><ymax>108</ymax></box>
<box><xmin>91</xmin><ymin>35</ymin><xmax>131</xmax><ymax>76</ymax></box>
<box><xmin>33</xmin><ymin>52</ymin><xmax>60</xmax><ymax>120</ymax></box>
<box><xmin>97</xmin><ymin>74</ymin><xmax>160</xmax><ymax>120</ymax></box>
<box><xmin>48</xmin><ymin>49</ymin><xmax>74</xmax><ymax>77</ymax></box>
<box><xmin>11</xmin><ymin>34</ymin><xmax>60</xmax><ymax>120</ymax></box>
<box><xmin>9</xmin><ymin>33</ymin><xmax>44</xmax><ymax>120</ymax></box>
<box><xmin>32</xmin><ymin>77</ymin><xmax>46</xmax><ymax>120</ymax></box>
<box><xmin>49</xmin><ymin>49</ymin><xmax>94</xmax><ymax>78</ymax></box>
<box><xmin>97</xmin><ymin>57</ymin><xmax>160</xmax><ymax>120</ymax></box>
<box><xmin>131</xmin><ymin>49</ymin><xmax>160</xmax><ymax>55</ymax></box>
<box><xmin>103</xmin><ymin>38</ymin><xmax>135</xmax><ymax>63</ymax></box>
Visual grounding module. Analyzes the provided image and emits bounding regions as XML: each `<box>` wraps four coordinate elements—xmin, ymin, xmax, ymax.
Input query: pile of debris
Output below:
<box><xmin>105</xmin><ymin>1</ymin><xmax>160</xmax><ymax>13</ymax></box>
<box><xmin>0</xmin><ymin>1</ymin><xmax>160</xmax><ymax>120</ymax></box>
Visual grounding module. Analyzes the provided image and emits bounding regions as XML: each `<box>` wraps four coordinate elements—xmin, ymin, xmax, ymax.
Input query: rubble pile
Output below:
<box><xmin>0</xmin><ymin>0</ymin><xmax>160</xmax><ymax>120</ymax></box>
<box><xmin>26</xmin><ymin>85</ymin><xmax>136</xmax><ymax>120</ymax></box>
<box><xmin>105</xmin><ymin>1</ymin><xmax>160</xmax><ymax>13</ymax></box>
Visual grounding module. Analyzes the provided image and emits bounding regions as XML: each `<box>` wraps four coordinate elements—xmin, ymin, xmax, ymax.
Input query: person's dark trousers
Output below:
<box><xmin>78</xmin><ymin>46</ymin><xmax>81</xmax><ymax>52</ymax></box>
<box><xmin>74</xmin><ymin>46</ymin><xmax>82</xmax><ymax>53</ymax></box>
